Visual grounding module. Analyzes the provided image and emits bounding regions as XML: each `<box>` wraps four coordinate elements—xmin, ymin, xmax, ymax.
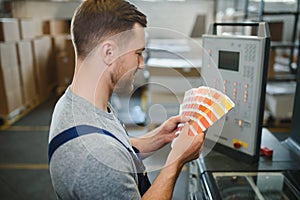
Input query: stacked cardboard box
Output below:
<box><xmin>0</xmin><ymin>19</ymin><xmax>55</xmax><ymax>119</ymax></box>
<box><xmin>52</xmin><ymin>34</ymin><xmax>71</xmax><ymax>53</ymax></box>
<box><xmin>52</xmin><ymin>33</ymin><xmax>75</xmax><ymax>95</ymax></box>
<box><xmin>55</xmin><ymin>37</ymin><xmax>75</xmax><ymax>90</ymax></box>
<box><xmin>0</xmin><ymin>17</ymin><xmax>72</xmax><ymax>123</ymax></box>
<box><xmin>32</xmin><ymin>35</ymin><xmax>55</xmax><ymax>100</ymax></box>
<box><xmin>0</xmin><ymin>18</ymin><xmax>20</xmax><ymax>42</ymax></box>
<box><xmin>19</xmin><ymin>18</ymin><xmax>37</xmax><ymax>40</ymax></box>
<box><xmin>43</xmin><ymin>19</ymin><xmax>70</xmax><ymax>35</ymax></box>
<box><xmin>18</xmin><ymin>18</ymin><xmax>38</xmax><ymax>104</ymax></box>
<box><xmin>44</xmin><ymin>18</ymin><xmax>73</xmax><ymax>95</ymax></box>
<box><xmin>16</xmin><ymin>40</ymin><xmax>38</xmax><ymax>106</ymax></box>
<box><xmin>0</xmin><ymin>19</ymin><xmax>23</xmax><ymax>118</ymax></box>
<box><xmin>19</xmin><ymin>18</ymin><xmax>57</xmax><ymax>102</ymax></box>
<box><xmin>0</xmin><ymin>43</ymin><xmax>23</xmax><ymax>118</ymax></box>
<box><xmin>20</xmin><ymin>18</ymin><xmax>72</xmax><ymax>100</ymax></box>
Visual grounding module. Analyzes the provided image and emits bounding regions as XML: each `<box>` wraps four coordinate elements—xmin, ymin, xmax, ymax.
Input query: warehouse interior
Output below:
<box><xmin>0</xmin><ymin>0</ymin><xmax>300</xmax><ymax>199</ymax></box>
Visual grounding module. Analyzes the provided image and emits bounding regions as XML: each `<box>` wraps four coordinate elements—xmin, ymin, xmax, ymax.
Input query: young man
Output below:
<box><xmin>48</xmin><ymin>0</ymin><xmax>204</xmax><ymax>199</ymax></box>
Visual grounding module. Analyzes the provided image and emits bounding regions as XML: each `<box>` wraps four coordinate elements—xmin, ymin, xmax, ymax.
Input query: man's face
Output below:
<box><xmin>113</xmin><ymin>24</ymin><xmax>145</xmax><ymax>94</ymax></box>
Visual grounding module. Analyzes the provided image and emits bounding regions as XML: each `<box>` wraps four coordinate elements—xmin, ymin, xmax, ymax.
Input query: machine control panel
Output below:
<box><xmin>201</xmin><ymin>23</ymin><xmax>270</xmax><ymax>162</ymax></box>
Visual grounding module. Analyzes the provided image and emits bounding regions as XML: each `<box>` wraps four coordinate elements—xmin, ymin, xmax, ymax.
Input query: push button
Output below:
<box><xmin>260</xmin><ymin>147</ymin><xmax>273</xmax><ymax>157</ymax></box>
<box><xmin>238</xmin><ymin>120</ymin><xmax>243</xmax><ymax>127</ymax></box>
<box><xmin>233</xmin><ymin>139</ymin><xmax>249</xmax><ymax>149</ymax></box>
<box><xmin>233</xmin><ymin>141</ymin><xmax>242</xmax><ymax>149</ymax></box>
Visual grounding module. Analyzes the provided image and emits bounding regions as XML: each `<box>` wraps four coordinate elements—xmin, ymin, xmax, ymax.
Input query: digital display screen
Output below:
<box><xmin>218</xmin><ymin>51</ymin><xmax>240</xmax><ymax>71</ymax></box>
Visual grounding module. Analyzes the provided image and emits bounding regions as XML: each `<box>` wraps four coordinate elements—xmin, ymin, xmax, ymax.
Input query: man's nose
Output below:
<box><xmin>138</xmin><ymin>56</ymin><xmax>145</xmax><ymax>69</ymax></box>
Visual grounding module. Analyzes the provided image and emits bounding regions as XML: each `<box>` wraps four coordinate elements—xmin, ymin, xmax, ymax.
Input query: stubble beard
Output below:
<box><xmin>113</xmin><ymin>70</ymin><xmax>136</xmax><ymax>95</ymax></box>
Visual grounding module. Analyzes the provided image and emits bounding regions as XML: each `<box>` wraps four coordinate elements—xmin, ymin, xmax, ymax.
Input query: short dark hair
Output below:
<box><xmin>71</xmin><ymin>0</ymin><xmax>147</xmax><ymax>59</ymax></box>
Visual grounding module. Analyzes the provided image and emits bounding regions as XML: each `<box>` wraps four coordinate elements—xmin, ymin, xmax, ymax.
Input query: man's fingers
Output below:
<box><xmin>178</xmin><ymin>122</ymin><xmax>189</xmax><ymax>136</ymax></box>
<box><xmin>169</xmin><ymin>115</ymin><xmax>190</xmax><ymax>125</ymax></box>
<box><xmin>170</xmin><ymin>123</ymin><xmax>204</xmax><ymax>163</ymax></box>
<box><xmin>175</xmin><ymin>123</ymin><xmax>194</xmax><ymax>145</ymax></box>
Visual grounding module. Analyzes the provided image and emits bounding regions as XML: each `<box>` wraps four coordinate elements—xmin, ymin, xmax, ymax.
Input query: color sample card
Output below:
<box><xmin>177</xmin><ymin>86</ymin><xmax>235</xmax><ymax>135</ymax></box>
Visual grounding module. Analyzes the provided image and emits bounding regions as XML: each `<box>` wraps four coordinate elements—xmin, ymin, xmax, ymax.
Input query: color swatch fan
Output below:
<box><xmin>177</xmin><ymin>86</ymin><xmax>235</xmax><ymax>135</ymax></box>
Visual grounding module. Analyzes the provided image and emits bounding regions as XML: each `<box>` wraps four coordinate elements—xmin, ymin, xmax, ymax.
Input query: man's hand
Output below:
<box><xmin>156</xmin><ymin>115</ymin><xmax>190</xmax><ymax>145</ymax></box>
<box><xmin>166</xmin><ymin>122</ymin><xmax>204</xmax><ymax>166</ymax></box>
<box><xmin>130</xmin><ymin>115</ymin><xmax>190</xmax><ymax>158</ymax></box>
<box><xmin>142</xmin><ymin>122</ymin><xmax>204</xmax><ymax>200</ymax></box>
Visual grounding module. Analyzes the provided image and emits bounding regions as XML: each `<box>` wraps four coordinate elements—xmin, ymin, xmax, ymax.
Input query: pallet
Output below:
<box><xmin>0</xmin><ymin>98</ymin><xmax>41</xmax><ymax>130</ymax></box>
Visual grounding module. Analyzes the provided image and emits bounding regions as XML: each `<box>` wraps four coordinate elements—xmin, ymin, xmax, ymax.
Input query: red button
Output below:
<box><xmin>260</xmin><ymin>147</ymin><xmax>273</xmax><ymax>157</ymax></box>
<box><xmin>233</xmin><ymin>142</ymin><xmax>242</xmax><ymax>149</ymax></box>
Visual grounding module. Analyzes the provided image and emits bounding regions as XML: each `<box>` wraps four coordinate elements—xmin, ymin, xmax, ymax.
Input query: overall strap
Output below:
<box><xmin>48</xmin><ymin>125</ymin><xmax>131</xmax><ymax>163</ymax></box>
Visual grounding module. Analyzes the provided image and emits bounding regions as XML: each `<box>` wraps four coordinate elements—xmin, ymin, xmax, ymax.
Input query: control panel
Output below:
<box><xmin>201</xmin><ymin>23</ymin><xmax>270</xmax><ymax>162</ymax></box>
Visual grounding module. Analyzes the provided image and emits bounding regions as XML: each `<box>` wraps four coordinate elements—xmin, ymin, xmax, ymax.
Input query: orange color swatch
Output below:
<box><xmin>178</xmin><ymin>86</ymin><xmax>235</xmax><ymax>135</ymax></box>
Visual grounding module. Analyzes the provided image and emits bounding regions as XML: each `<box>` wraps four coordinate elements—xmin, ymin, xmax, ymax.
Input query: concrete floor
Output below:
<box><xmin>0</xmin><ymin>95</ymin><xmax>188</xmax><ymax>200</ymax></box>
<box><xmin>0</xmin><ymin>96</ymin><xmax>57</xmax><ymax>200</ymax></box>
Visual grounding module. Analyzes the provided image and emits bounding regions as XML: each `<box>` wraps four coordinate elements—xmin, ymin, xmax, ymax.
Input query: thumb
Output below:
<box><xmin>177</xmin><ymin>122</ymin><xmax>190</xmax><ymax>138</ymax></box>
<box><xmin>172</xmin><ymin>122</ymin><xmax>192</xmax><ymax>148</ymax></box>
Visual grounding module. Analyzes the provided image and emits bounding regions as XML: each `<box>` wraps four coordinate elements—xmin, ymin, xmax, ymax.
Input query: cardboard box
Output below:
<box><xmin>52</xmin><ymin>34</ymin><xmax>72</xmax><ymax>53</ymax></box>
<box><xmin>266</xmin><ymin>82</ymin><xmax>296</xmax><ymax>119</ymax></box>
<box><xmin>0</xmin><ymin>42</ymin><xmax>23</xmax><ymax>117</ymax></box>
<box><xmin>42</xmin><ymin>20</ymin><xmax>50</xmax><ymax>35</ymax></box>
<box><xmin>34</xmin><ymin>20</ymin><xmax>44</xmax><ymax>37</ymax></box>
<box><xmin>268</xmin><ymin>21</ymin><xmax>284</xmax><ymax>42</ymax></box>
<box><xmin>56</xmin><ymin>51</ymin><xmax>74</xmax><ymax>87</ymax></box>
<box><xmin>2</xmin><ymin>1</ymin><xmax>12</xmax><ymax>13</ymax></box>
<box><xmin>0</xmin><ymin>18</ymin><xmax>20</xmax><ymax>42</ymax></box>
<box><xmin>19</xmin><ymin>18</ymin><xmax>37</xmax><ymax>39</ymax></box>
<box><xmin>16</xmin><ymin>40</ymin><xmax>38</xmax><ymax>106</ymax></box>
<box><xmin>32</xmin><ymin>36</ymin><xmax>55</xmax><ymax>100</ymax></box>
<box><xmin>55</xmin><ymin>37</ymin><xmax>75</xmax><ymax>87</ymax></box>
<box><xmin>43</xmin><ymin>19</ymin><xmax>70</xmax><ymax>35</ymax></box>
<box><xmin>251</xmin><ymin>21</ymin><xmax>283</xmax><ymax>41</ymax></box>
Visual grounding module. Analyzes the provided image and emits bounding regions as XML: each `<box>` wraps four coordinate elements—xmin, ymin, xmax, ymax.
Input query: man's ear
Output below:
<box><xmin>101</xmin><ymin>41</ymin><xmax>116</xmax><ymax>65</ymax></box>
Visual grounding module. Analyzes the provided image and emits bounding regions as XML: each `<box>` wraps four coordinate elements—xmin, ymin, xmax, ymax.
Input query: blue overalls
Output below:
<box><xmin>48</xmin><ymin>125</ymin><xmax>151</xmax><ymax>197</ymax></box>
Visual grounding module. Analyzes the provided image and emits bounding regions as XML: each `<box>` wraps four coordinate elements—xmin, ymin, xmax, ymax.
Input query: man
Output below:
<box><xmin>48</xmin><ymin>0</ymin><xmax>204</xmax><ymax>199</ymax></box>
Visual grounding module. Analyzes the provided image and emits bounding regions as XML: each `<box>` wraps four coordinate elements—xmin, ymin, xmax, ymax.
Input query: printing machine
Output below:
<box><xmin>187</xmin><ymin>22</ymin><xmax>300</xmax><ymax>199</ymax></box>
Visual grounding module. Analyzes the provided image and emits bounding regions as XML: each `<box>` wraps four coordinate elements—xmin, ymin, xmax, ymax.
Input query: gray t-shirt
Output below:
<box><xmin>48</xmin><ymin>87</ymin><xmax>141</xmax><ymax>199</ymax></box>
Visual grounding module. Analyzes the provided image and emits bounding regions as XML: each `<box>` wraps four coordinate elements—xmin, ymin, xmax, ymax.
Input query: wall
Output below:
<box><xmin>12</xmin><ymin>1</ymin><xmax>79</xmax><ymax>20</ymax></box>
<box><xmin>12</xmin><ymin>0</ymin><xmax>215</xmax><ymax>38</ymax></box>
<box><xmin>132</xmin><ymin>0</ymin><xmax>214</xmax><ymax>38</ymax></box>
